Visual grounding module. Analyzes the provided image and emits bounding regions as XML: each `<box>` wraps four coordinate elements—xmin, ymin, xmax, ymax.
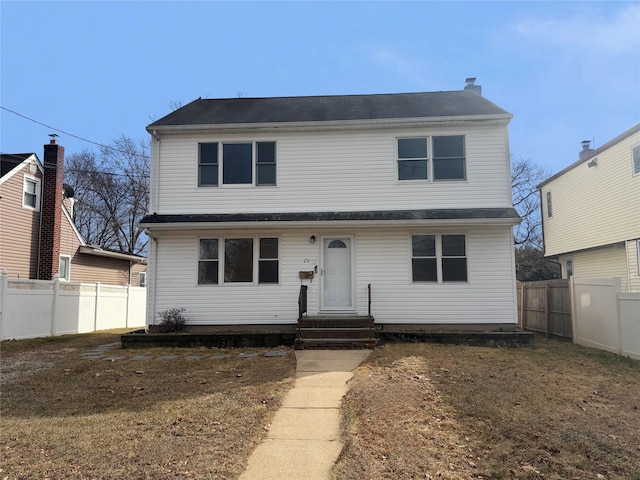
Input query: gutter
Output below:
<box><xmin>78</xmin><ymin>246</ymin><xmax>147</xmax><ymax>263</ymax></box>
<box><xmin>146</xmin><ymin>114</ymin><xmax>514</xmax><ymax>136</ymax></box>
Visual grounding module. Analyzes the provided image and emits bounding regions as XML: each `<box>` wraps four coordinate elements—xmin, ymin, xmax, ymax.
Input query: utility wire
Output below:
<box><xmin>1</xmin><ymin>153</ymin><xmax>150</xmax><ymax>179</ymax></box>
<box><xmin>1</xmin><ymin>105</ymin><xmax>151</xmax><ymax>160</ymax></box>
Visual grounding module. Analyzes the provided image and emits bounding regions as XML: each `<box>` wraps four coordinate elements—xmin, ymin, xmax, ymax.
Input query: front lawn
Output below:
<box><xmin>333</xmin><ymin>337</ymin><xmax>640</xmax><ymax>480</ymax></box>
<box><xmin>0</xmin><ymin>331</ymin><xmax>295</xmax><ymax>479</ymax></box>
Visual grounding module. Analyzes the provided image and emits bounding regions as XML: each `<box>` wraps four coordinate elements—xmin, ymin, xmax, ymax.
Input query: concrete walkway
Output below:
<box><xmin>239</xmin><ymin>350</ymin><xmax>371</xmax><ymax>480</ymax></box>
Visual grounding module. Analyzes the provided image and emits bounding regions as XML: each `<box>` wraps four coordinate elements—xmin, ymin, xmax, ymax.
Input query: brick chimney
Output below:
<box><xmin>38</xmin><ymin>135</ymin><xmax>64</xmax><ymax>280</ymax></box>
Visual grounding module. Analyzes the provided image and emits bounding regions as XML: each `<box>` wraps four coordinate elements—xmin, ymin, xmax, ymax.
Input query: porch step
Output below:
<box><xmin>295</xmin><ymin>315</ymin><xmax>377</xmax><ymax>350</ymax></box>
<box><xmin>298</xmin><ymin>316</ymin><xmax>372</xmax><ymax>329</ymax></box>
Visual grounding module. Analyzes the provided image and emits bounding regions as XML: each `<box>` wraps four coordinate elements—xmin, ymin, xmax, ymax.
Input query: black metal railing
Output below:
<box><xmin>298</xmin><ymin>285</ymin><xmax>308</xmax><ymax>322</ymax></box>
<box><xmin>368</xmin><ymin>283</ymin><xmax>372</xmax><ymax>322</ymax></box>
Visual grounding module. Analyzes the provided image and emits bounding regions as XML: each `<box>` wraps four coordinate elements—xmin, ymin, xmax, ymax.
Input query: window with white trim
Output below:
<box><xmin>198</xmin><ymin>141</ymin><xmax>276</xmax><ymax>186</ymax></box>
<box><xmin>546</xmin><ymin>191</ymin><xmax>553</xmax><ymax>218</ymax></box>
<box><xmin>398</xmin><ymin>136</ymin><xmax>465</xmax><ymax>181</ymax></box>
<box><xmin>198</xmin><ymin>237</ymin><xmax>279</xmax><ymax>285</ymax></box>
<box><xmin>258</xmin><ymin>238</ymin><xmax>279</xmax><ymax>283</ymax></box>
<box><xmin>411</xmin><ymin>234</ymin><xmax>468</xmax><ymax>283</ymax></box>
<box><xmin>23</xmin><ymin>176</ymin><xmax>41</xmax><ymax>210</ymax></box>
<box><xmin>138</xmin><ymin>272</ymin><xmax>147</xmax><ymax>287</ymax></box>
<box><xmin>198</xmin><ymin>239</ymin><xmax>219</xmax><ymax>284</ymax></box>
<box><xmin>564</xmin><ymin>257</ymin><xmax>573</xmax><ymax>278</ymax></box>
<box><xmin>632</xmin><ymin>144</ymin><xmax>640</xmax><ymax>175</ymax></box>
<box><xmin>224</xmin><ymin>238</ymin><xmax>254</xmax><ymax>282</ymax></box>
<box><xmin>59</xmin><ymin>255</ymin><xmax>71</xmax><ymax>281</ymax></box>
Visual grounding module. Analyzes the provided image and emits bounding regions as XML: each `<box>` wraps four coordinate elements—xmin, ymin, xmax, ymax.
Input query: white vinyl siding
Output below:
<box><xmin>149</xmin><ymin>226</ymin><xmax>517</xmax><ymax>326</ymax></box>
<box><xmin>562</xmin><ymin>245</ymin><xmax>630</xmax><ymax>292</ymax></box>
<box><xmin>152</xmin><ymin>125</ymin><xmax>512</xmax><ymax>215</ymax></box>
<box><xmin>542</xmin><ymin>129</ymin><xmax>640</xmax><ymax>257</ymax></box>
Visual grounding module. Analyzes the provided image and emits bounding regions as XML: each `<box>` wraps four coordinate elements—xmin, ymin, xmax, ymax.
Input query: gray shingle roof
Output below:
<box><xmin>147</xmin><ymin>91</ymin><xmax>510</xmax><ymax>129</ymax></box>
<box><xmin>1</xmin><ymin>153</ymin><xmax>36</xmax><ymax>177</ymax></box>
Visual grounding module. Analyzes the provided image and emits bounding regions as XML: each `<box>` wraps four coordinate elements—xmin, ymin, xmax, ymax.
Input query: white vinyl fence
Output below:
<box><xmin>0</xmin><ymin>271</ymin><xmax>146</xmax><ymax>340</ymax></box>
<box><xmin>571</xmin><ymin>277</ymin><xmax>640</xmax><ymax>360</ymax></box>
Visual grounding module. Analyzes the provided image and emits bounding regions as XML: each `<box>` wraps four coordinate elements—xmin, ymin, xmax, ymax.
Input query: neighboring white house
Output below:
<box><xmin>141</xmin><ymin>82</ymin><xmax>521</xmax><ymax>332</ymax></box>
<box><xmin>539</xmin><ymin>124</ymin><xmax>640</xmax><ymax>292</ymax></box>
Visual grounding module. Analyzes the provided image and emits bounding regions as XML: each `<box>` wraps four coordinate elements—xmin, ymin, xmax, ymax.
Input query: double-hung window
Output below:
<box><xmin>632</xmin><ymin>144</ymin><xmax>640</xmax><ymax>176</ymax></box>
<box><xmin>411</xmin><ymin>234</ymin><xmax>468</xmax><ymax>283</ymax></box>
<box><xmin>198</xmin><ymin>239</ymin><xmax>219</xmax><ymax>284</ymax></box>
<box><xmin>23</xmin><ymin>176</ymin><xmax>41</xmax><ymax>210</ymax></box>
<box><xmin>59</xmin><ymin>255</ymin><xmax>71</xmax><ymax>281</ymax></box>
<box><xmin>198</xmin><ymin>141</ymin><xmax>276</xmax><ymax>186</ymax></box>
<box><xmin>398</xmin><ymin>136</ymin><xmax>465</xmax><ymax>181</ymax></box>
<box><xmin>198</xmin><ymin>237</ymin><xmax>279</xmax><ymax>285</ymax></box>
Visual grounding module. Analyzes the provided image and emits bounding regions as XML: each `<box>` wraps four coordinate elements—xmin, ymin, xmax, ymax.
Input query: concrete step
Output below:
<box><xmin>298</xmin><ymin>327</ymin><xmax>374</xmax><ymax>339</ymax></box>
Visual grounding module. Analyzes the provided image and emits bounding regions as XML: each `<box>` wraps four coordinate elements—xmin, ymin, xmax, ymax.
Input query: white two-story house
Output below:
<box><xmin>539</xmin><ymin>124</ymin><xmax>640</xmax><ymax>292</ymax></box>
<box><xmin>140</xmin><ymin>86</ymin><xmax>521</xmax><ymax>336</ymax></box>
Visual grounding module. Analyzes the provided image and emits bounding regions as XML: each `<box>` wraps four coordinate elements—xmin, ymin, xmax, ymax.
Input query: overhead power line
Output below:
<box><xmin>1</xmin><ymin>105</ymin><xmax>150</xmax><ymax>160</ymax></box>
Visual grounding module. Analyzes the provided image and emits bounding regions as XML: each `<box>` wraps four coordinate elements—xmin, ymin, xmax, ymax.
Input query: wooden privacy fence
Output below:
<box><xmin>518</xmin><ymin>279</ymin><xmax>572</xmax><ymax>338</ymax></box>
<box><xmin>0</xmin><ymin>271</ymin><xmax>146</xmax><ymax>340</ymax></box>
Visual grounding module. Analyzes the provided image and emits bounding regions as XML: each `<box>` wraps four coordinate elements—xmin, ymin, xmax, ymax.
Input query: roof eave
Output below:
<box><xmin>78</xmin><ymin>246</ymin><xmax>147</xmax><ymax>263</ymax></box>
<box><xmin>140</xmin><ymin>218</ymin><xmax>521</xmax><ymax>230</ymax></box>
<box><xmin>146</xmin><ymin>114</ymin><xmax>513</xmax><ymax>135</ymax></box>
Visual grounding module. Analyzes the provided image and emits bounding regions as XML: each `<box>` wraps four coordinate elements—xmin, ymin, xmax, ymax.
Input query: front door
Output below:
<box><xmin>322</xmin><ymin>237</ymin><xmax>353</xmax><ymax>310</ymax></box>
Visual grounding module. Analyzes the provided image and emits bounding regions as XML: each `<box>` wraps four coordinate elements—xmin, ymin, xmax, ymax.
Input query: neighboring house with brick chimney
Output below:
<box><xmin>0</xmin><ymin>139</ymin><xmax>147</xmax><ymax>285</ymax></box>
<box><xmin>539</xmin><ymin>124</ymin><xmax>640</xmax><ymax>292</ymax></box>
<box><xmin>141</xmin><ymin>83</ymin><xmax>521</xmax><ymax>339</ymax></box>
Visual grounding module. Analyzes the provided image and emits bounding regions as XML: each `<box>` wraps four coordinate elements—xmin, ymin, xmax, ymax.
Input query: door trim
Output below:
<box><xmin>319</xmin><ymin>235</ymin><xmax>356</xmax><ymax>312</ymax></box>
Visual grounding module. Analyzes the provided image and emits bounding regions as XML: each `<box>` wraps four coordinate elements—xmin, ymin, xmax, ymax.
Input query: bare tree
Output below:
<box><xmin>64</xmin><ymin>136</ymin><xmax>150</xmax><ymax>255</ymax></box>
<box><xmin>511</xmin><ymin>157</ymin><xmax>547</xmax><ymax>248</ymax></box>
<box><xmin>511</xmin><ymin>157</ymin><xmax>560</xmax><ymax>280</ymax></box>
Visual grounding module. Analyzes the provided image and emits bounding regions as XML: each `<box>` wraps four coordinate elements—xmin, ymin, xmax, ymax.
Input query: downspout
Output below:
<box><xmin>145</xmin><ymin>228</ymin><xmax>158</xmax><ymax>327</ymax></box>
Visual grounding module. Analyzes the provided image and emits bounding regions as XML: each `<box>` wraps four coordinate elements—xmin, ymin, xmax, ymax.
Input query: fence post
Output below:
<box><xmin>545</xmin><ymin>282</ymin><xmax>551</xmax><ymax>337</ymax></box>
<box><xmin>51</xmin><ymin>274</ymin><xmax>60</xmax><ymax>336</ymax></box>
<box><xmin>94</xmin><ymin>282</ymin><xmax>100</xmax><ymax>332</ymax></box>
<box><xmin>125</xmin><ymin>284</ymin><xmax>131</xmax><ymax>328</ymax></box>
<box><xmin>520</xmin><ymin>283</ymin><xmax>525</xmax><ymax>330</ymax></box>
<box><xmin>521</xmin><ymin>283</ymin><xmax>528</xmax><ymax>331</ymax></box>
<box><xmin>0</xmin><ymin>270</ymin><xmax>8</xmax><ymax>340</ymax></box>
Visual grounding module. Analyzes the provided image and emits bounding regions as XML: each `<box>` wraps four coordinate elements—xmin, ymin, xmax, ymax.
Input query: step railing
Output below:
<box><xmin>368</xmin><ymin>283</ymin><xmax>375</xmax><ymax>340</ymax></box>
<box><xmin>298</xmin><ymin>284</ymin><xmax>308</xmax><ymax>322</ymax></box>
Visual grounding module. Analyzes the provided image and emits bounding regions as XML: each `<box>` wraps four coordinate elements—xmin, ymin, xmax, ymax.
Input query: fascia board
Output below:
<box><xmin>147</xmin><ymin>114</ymin><xmax>513</xmax><ymax>136</ymax></box>
<box><xmin>78</xmin><ymin>246</ymin><xmax>147</xmax><ymax>263</ymax></box>
<box><xmin>140</xmin><ymin>217</ymin><xmax>520</xmax><ymax>230</ymax></box>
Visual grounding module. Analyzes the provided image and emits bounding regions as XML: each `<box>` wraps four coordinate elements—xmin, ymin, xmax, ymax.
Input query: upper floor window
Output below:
<box><xmin>398</xmin><ymin>136</ymin><xmax>465</xmax><ymax>181</ymax></box>
<box><xmin>198</xmin><ymin>141</ymin><xmax>276</xmax><ymax>187</ymax></box>
<box><xmin>23</xmin><ymin>176</ymin><xmax>41</xmax><ymax>210</ymax></box>
<box><xmin>546</xmin><ymin>191</ymin><xmax>553</xmax><ymax>218</ymax></box>
<box><xmin>411</xmin><ymin>234</ymin><xmax>468</xmax><ymax>283</ymax></box>
<box><xmin>632</xmin><ymin>144</ymin><xmax>640</xmax><ymax>176</ymax></box>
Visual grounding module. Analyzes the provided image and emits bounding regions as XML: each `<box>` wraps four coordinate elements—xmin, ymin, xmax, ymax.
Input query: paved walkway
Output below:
<box><xmin>239</xmin><ymin>350</ymin><xmax>371</xmax><ymax>480</ymax></box>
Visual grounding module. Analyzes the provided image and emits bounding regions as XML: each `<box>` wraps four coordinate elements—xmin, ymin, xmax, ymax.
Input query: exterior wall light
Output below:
<box><xmin>310</xmin><ymin>235</ymin><xmax>316</xmax><ymax>244</ymax></box>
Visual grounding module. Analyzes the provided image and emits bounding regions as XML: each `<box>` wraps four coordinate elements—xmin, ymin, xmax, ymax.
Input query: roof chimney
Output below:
<box><xmin>464</xmin><ymin>77</ymin><xmax>482</xmax><ymax>96</ymax></box>
<box><xmin>579</xmin><ymin>140</ymin><xmax>593</xmax><ymax>159</ymax></box>
<box><xmin>38</xmin><ymin>137</ymin><xmax>65</xmax><ymax>280</ymax></box>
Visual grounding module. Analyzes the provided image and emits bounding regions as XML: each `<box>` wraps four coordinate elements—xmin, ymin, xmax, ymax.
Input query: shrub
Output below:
<box><xmin>156</xmin><ymin>308</ymin><xmax>187</xmax><ymax>333</ymax></box>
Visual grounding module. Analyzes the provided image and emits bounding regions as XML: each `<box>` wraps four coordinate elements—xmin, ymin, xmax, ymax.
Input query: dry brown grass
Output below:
<box><xmin>0</xmin><ymin>331</ymin><xmax>295</xmax><ymax>480</ymax></box>
<box><xmin>333</xmin><ymin>337</ymin><xmax>640</xmax><ymax>480</ymax></box>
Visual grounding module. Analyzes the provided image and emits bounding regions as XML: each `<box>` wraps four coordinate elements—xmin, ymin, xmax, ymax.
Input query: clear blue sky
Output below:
<box><xmin>2</xmin><ymin>1</ymin><xmax>639</xmax><ymax>176</ymax></box>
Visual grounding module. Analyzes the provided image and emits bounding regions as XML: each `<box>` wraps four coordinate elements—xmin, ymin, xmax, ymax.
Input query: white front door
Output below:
<box><xmin>322</xmin><ymin>237</ymin><xmax>353</xmax><ymax>310</ymax></box>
